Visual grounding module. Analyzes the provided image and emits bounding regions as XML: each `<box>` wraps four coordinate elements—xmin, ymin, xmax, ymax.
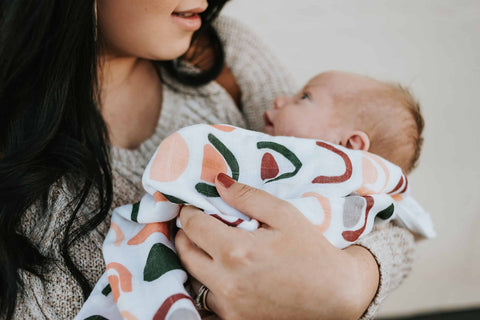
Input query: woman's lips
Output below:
<box><xmin>172</xmin><ymin>10</ymin><xmax>204</xmax><ymax>32</ymax></box>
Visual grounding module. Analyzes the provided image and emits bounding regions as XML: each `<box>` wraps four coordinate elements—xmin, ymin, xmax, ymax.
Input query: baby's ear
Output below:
<box><xmin>342</xmin><ymin>131</ymin><xmax>370</xmax><ymax>151</ymax></box>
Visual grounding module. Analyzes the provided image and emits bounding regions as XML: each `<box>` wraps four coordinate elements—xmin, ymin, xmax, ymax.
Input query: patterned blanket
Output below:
<box><xmin>77</xmin><ymin>124</ymin><xmax>435</xmax><ymax>320</ymax></box>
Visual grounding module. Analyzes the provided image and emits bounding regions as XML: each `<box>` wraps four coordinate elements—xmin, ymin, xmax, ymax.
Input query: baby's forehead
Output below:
<box><xmin>306</xmin><ymin>71</ymin><xmax>380</xmax><ymax>93</ymax></box>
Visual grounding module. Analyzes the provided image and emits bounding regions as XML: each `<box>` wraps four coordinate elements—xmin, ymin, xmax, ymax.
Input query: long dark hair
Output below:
<box><xmin>0</xmin><ymin>0</ymin><xmax>228</xmax><ymax>318</ymax></box>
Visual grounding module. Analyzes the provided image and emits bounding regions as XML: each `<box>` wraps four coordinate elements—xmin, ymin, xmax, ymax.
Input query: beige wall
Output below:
<box><xmin>223</xmin><ymin>0</ymin><xmax>480</xmax><ymax>316</ymax></box>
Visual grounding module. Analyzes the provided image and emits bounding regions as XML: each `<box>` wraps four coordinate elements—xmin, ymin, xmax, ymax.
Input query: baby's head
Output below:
<box><xmin>263</xmin><ymin>71</ymin><xmax>424</xmax><ymax>174</ymax></box>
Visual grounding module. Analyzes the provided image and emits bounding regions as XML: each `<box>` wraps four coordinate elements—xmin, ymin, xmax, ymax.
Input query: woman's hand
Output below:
<box><xmin>175</xmin><ymin>173</ymin><xmax>379</xmax><ymax>320</ymax></box>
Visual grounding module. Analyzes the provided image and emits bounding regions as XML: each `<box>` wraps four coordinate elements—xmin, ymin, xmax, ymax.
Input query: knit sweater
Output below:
<box><xmin>13</xmin><ymin>16</ymin><xmax>415</xmax><ymax>319</ymax></box>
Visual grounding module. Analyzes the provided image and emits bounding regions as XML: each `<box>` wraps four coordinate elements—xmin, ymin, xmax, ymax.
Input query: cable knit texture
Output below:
<box><xmin>12</xmin><ymin>16</ymin><xmax>415</xmax><ymax>319</ymax></box>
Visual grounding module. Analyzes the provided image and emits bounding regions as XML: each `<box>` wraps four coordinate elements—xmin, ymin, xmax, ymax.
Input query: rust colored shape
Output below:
<box><xmin>261</xmin><ymin>152</ymin><xmax>279</xmax><ymax>180</ymax></box>
<box><xmin>388</xmin><ymin>175</ymin><xmax>404</xmax><ymax>194</ymax></box>
<box><xmin>400</xmin><ymin>175</ymin><xmax>409</xmax><ymax>193</ymax></box>
<box><xmin>312</xmin><ymin>141</ymin><xmax>353</xmax><ymax>184</ymax></box>
<box><xmin>154</xmin><ymin>293</ymin><xmax>194</xmax><ymax>320</ymax></box>
<box><xmin>211</xmin><ymin>214</ymin><xmax>244</xmax><ymax>227</ymax></box>
<box><xmin>342</xmin><ymin>196</ymin><xmax>374</xmax><ymax>242</ymax></box>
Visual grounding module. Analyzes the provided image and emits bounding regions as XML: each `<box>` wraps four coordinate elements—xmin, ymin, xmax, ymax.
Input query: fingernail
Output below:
<box><xmin>217</xmin><ymin>173</ymin><xmax>235</xmax><ymax>188</ymax></box>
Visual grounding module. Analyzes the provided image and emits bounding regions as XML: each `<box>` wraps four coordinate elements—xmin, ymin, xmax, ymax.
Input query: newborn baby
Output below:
<box><xmin>264</xmin><ymin>70</ymin><xmax>423</xmax><ymax>174</ymax></box>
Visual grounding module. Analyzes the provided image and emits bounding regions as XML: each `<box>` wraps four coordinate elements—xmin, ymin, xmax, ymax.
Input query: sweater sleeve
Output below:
<box><xmin>13</xmin><ymin>180</ymin><xmax>108</xmax><ymax>319</ymax></box>
<box><xmin>356</xmin><ymin>223</ymin><xmax>416</xmax><ymax>319</ymax></box>
<box><xmin>214</xmin><ymin>16</ymin><xmax>298</xmax><ymax>132</ymax></box>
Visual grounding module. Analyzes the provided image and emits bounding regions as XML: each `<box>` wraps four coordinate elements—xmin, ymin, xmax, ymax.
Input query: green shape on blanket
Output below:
<box><xmin>101</xmin><ymin>284</ymin><xmax>111</xmax><ymax>296</ymax></box>
<box><xmin>257</xmin><ymin>141</ymin><xmax>302</xmax><ymax>183</ymax></box>
<box><xmin>377</xmin><ymin>203</ymin><xmax>395</xmax><ymax>220</ymax></box>
<box><xmin>195</xmin><ymin>182</ymin><xmax>220</xmax><ymax>197</ymax></box>
<box><xmin>208</xmin><ymin>133</ymin><xmax>239</xmax><ymax>180</ymax></box>
<box><xmin>162</xmin><ymin>193</ymin><xmax>187</xmax><ymax>205</ymax></box>
<box><xmin>131</xmin><ymin>201</ymin><xmax>140</xmax><ymax>222</ymax></box>
<box><xmin>84</xmin><ymin>316</ymin><xmax>109</xmax><ymax>320</ymax></box>
<box><xmin>144</xmin><ymin>243</ymin><xmax>183</xmax><ymax>282</ymax></box>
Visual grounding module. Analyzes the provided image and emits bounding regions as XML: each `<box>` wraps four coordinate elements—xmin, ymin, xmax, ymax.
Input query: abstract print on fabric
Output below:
<box><xmin>77</xmin><ymin>124</ymin><xmax>435</xmax><ymax>320</ymax></box>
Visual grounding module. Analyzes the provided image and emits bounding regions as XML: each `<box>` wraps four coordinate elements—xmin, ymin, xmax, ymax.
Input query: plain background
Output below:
<box><xmin>223</xmin><ymin>0</ymin><xmax>480</xmax><ymax>317</ymax></box>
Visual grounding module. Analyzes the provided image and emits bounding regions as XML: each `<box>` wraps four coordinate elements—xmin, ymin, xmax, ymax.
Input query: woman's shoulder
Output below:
<box><xmin>213</xmin><ymin>15</ymin><xmax>253</xmax><ymax>40</ymax></box>
<box><xmin>213</xmin><ymin>15</ymin><xmax>272</xmax><ymax>57</ymax></box>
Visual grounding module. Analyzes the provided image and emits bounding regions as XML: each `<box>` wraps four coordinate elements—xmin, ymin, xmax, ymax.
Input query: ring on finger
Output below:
<box><xmin>195</xmin><ymin>284</ymin><xmax>212</xmax><ymax>312</ymax></box>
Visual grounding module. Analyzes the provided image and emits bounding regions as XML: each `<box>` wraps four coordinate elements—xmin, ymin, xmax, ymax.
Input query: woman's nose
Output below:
<box><xmin>274</xmin><ymin>96</ymin><xmax>289</xmax><ymax>109</ymax></box>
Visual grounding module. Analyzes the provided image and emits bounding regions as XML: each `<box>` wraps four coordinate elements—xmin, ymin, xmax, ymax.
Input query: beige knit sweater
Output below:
<box><xmin>13</xmin><ymin>16</ymin><xmax>415</xmax><ymax>319</ymax></box>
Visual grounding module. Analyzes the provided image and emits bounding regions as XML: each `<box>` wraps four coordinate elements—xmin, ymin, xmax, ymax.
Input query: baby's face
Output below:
<box><xmin>264</xmin><ymin>71</ymin><xmax>353</xmax><ymax>143</ymax></box>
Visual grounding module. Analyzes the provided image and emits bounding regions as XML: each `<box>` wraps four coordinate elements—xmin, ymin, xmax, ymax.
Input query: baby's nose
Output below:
<box><xmin>274</xmin><ymin>96</ymin><xmax>289</xmax><ymax>109</ymax></box>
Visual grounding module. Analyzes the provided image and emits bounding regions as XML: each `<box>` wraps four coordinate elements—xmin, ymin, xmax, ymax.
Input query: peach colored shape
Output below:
<box><xmin>392</xmin><ymin>194</ymin><xmax>404</xmax><ymax>202</ymax></box>
<box><xmin>366</xmin><ymin>152</ymin><xmax>390</xmax><ymax>193</ymax></box>
<box><xmin>121</xmin><ymin>311</ymin><xmax>138</xmax><ymax>320</ymax></box>
<box><xmin>200</xmin><ymin>144</ymin><xmax>227</xmax><ymax>184</ymax></box>
<box><xmin>153</xmin><ymin>191</ymin><xmax>168</xmax><ymax>202</ymax></box>
<box><xmin>356</xmin><ymin>155</ymin><xmax>378</xmax><ymax>195</ymax></box>
<box><xmin>149</xmin><ymin>132</ymin><xmax>189</xmax><ymax>182</ymax></box>
<box><xmin>210</xmin><ymin>124</ymin><xmax>236</xmax><ymax>132</ymax></box>
<box><xmin>302</xmin><ymin>192</ymin><xmax>332</xmax><ymax>233</ymax></box>
<box><xmin>106</xmin><ymin>262</ymin><xmax>133</xmax><ymax>294</ymax></box>
<box><xmin>110</xmin><ymin>222</ymin><xmax>124</xmax><ymax>247</ymax></box>
<box><xmin>108</xmin><ymin>275</ymin><xmax>120</xmax><ymax>303</ymax></box>
<box><xmin>127</xmin><ymin>222</ymin><xmax>171</xmax><ymax>245</ymax></box>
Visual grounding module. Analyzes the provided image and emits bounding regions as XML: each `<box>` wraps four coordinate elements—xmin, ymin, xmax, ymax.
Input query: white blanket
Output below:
<box><xmin>77</xmin><ymin>124</ymin><xmax>435</xmax><ymax>320</ymax></box>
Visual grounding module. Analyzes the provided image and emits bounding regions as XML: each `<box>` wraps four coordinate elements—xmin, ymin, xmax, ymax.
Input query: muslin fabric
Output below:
<box><xmin>77</xmin><ymin>124</ymin><xmax>434</xmax><ymax>320</ymax></box>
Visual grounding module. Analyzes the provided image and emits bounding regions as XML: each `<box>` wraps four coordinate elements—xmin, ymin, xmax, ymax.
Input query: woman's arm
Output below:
<box><xmin>176</xmin><ymin>174</ymin><xmax>382</xmax><ymax>319</ymax></box>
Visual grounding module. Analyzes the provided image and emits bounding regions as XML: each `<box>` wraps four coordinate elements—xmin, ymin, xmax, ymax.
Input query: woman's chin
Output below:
<box><xmin>152</xmin><ymin>38</ymin><xmax>193</xmax><ymax>61</ymax></box>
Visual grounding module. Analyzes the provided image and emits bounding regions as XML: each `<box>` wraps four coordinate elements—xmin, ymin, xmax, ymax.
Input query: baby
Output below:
<box><xmin>264</xmin><ymin>70</ymin><xmax>424</xmax><ymax>174</ymax></box>
<box><xmin>78</xmin><ymin>71</ymin><xmax>431</xmax><ymax>320</ymax></box>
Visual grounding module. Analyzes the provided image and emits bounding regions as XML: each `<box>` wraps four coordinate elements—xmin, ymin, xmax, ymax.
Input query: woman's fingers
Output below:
<box><xmin>176</xmin><ymin>230</ymin><xmax>224</xmax><ymax>316</ymax></box>
<box><xmin>178</xmin><ymin>205</ymin><xmax>240</xmax><ymax>256</ymax></box>
<box><xmin>189</xmin><ymin>278</ymin><xmax>220</xmax><ymax>319</ymax></box>
<box><xmin>174</xmin><ymin>229</ymin><xmax>214</xmax><ymax>281</ymax></box>
<box><xmin>214</xmin><ymin>173</ymin><xmax>301</xmax><ymax>228</ymax></box>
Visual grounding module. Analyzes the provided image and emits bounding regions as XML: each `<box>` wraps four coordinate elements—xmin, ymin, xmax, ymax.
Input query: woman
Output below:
<box><xmin>0</xmin><ymin>0</ymin><xmax>415</xmax><ymax>319</ymax></box>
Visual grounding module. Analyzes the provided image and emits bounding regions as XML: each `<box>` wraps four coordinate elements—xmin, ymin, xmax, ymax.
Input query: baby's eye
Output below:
<box><xmin>300</xmin><ymin>92</ymin><xmax>310</xmax><ymax>100</ymax></box>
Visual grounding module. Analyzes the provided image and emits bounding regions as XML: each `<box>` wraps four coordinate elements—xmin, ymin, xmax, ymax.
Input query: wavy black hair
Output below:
<box><xmin>0</xmin><ymin>0</ymin><xmax>228</xmax><ymax>318</ymax></box>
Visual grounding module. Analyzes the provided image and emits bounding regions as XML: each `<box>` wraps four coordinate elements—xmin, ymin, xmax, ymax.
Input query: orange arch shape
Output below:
<box><xmin>110</xmin><ymin>222</ymin><xmax>125</xmax><ymax>247</ymax></box>
<box><xmin>108</xmin><ymin>275</ymin><xmax>121</xmax><ymax>303</ymax></box>
<box><xmin>127</xmin><ymin>222</ymin><xmax>171</xmax><ymax>245</ymax></box>
<box><xmin>302</xmin><ymin>192</ymin><xmax>332</xmax><ymax>233</ymax></box>
<box><xmin>106</xmin><ymin>262</ymin><xmax>133</xmax><ymax>294</ymax></box>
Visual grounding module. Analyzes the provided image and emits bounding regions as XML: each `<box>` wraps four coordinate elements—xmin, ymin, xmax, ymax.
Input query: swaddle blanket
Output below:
<box><xmin>77</xmin><ymin>124</ymin><xmax>435</xmax><ymax>320</ymax></box>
